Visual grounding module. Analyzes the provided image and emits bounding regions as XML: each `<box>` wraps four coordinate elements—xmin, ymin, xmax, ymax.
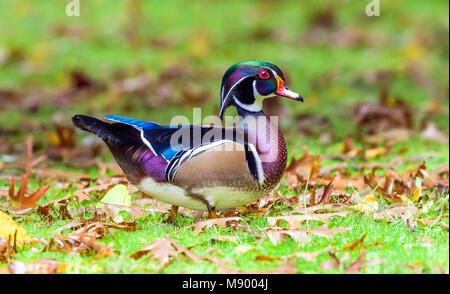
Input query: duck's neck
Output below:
<box><xmin>236</xmin><ymin>107</ymin><xmax>287</xmax><ymax>187</ymax></box>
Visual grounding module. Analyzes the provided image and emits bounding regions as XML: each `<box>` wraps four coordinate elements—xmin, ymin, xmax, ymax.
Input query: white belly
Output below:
<box><xmin>137</xmin><ymin>178</ymin><xmax>263</xmax><ymax>211</ymax></box>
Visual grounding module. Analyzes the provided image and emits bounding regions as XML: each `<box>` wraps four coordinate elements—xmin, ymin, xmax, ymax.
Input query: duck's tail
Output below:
<box><xmin>72</xmin><ymin>114</ymin><xmax>153</xmax><ymax>183</ymax></box>
<box><xmin>72</xmin><ymin>114</ymin><xmax>134</xmax><ymax>145</ymax></box>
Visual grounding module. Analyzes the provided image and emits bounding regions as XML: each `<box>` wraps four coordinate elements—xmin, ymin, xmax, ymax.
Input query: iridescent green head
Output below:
<box><xmin>219</xmin><ymin>60</ymin><xmax>303</xmax><ymax>119</ymax></box>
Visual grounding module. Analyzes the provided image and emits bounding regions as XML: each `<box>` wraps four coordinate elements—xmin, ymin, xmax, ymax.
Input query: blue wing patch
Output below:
<box><xmin>104</xmin><ymin>115</ymin><xmax>186</xmax><ymax>161</ymax></box>
<box><xmin>105</xmin><ymin>115</ymin><xmax>168</xmax><ymax>130</ymax></box>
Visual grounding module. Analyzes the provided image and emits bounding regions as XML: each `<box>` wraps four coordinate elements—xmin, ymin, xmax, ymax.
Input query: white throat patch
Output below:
<box><xmin>232</xmin><ymin>80</ymin><xmax>268</xmax><ymax>113</ymax></box>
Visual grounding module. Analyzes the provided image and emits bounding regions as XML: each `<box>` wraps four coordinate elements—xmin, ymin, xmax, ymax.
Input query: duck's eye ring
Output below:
<box><xmin>258</xmin><ymin>70</ymin><xmax>270</xmax><ymax>80</ymax></box>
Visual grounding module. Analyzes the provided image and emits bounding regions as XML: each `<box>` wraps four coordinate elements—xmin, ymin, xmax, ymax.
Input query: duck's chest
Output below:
<box><xmin>240</xmin><ymin>115</ymin><xmax>287</xmax><ymax>190</ymax></box>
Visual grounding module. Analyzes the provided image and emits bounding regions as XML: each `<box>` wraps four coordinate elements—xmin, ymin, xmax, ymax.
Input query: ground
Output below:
<box><xmin>0</xmin><ymin>0</ymin><xmax>448</xmax><ymax>274</ymax></box>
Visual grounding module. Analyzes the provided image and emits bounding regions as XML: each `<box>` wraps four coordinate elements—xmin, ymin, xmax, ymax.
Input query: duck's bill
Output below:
<box><xmin>275</xmin><ymin>76</ymin><xmax>303</xmax><ymax>102</ymax></box>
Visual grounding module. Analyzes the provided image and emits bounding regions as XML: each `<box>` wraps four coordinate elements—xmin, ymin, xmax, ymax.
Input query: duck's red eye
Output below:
<box><xmin>258</xmin><ymin>70</ymin><xmax>270</xmax><ymax>80</ymax></box>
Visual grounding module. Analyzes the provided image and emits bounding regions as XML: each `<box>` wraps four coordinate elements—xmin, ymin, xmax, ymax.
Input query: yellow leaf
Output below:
<box><xmin>0</xmin><ymin>211</ymin><xmax>32</xmax><ymax>244</ymax></box>
<box><xmin>352</xmin><ymin>195</ymin><xmax>378</xmax><ymax>213</ymax></box>
<box><xmin>99</xmin><ymin>184</ymin><xmax>131</xmax><ymax>206</ymax></box>
<box><xmin>404</xmin><ymin>42</ymin><xmax>424</xmax><ymax>62</ymax></box>
<box><xmin>96</xmin><ymin>184</ymin><xmax>131</xmax><ymax>222</ymax></box>
<box><xmin>398</xmin><ymin>195</ymin><xmax>414</xmax><ymax>207</ymax></box>
<box><xmin>364</xmin><ymin>147</ymin><xmax>386</xmax><ymax>159</ymax></box>
<box><xmin>188</xmin><ymin>33</ymin><xmax>210</xmax><ymax>57</ymax></box>
<box><xmin>413</xmin><ymin>187</ymin><xmax>421</xmax><ymax>202</ymax></box>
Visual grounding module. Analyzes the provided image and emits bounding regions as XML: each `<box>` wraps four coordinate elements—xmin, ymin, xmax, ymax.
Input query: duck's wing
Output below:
<box><xmin>104</xmin><ymin>115</ymin><xmax>264</xmax><ymax>183</ymax></box>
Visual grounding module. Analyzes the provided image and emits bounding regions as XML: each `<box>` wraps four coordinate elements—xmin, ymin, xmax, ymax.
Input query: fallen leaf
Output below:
<box><xmin>98</xmin><ymin>184</ymin><xmax>131</xmax><ymax>206</ymax></box>
<box><xmin>130</xmin><ymin>238</ymin><xmax>176</xmax><ymax>265</ymax></box>
<box><xmin>234</xmin><ymin>245</ymin><xmax>255</xmax><ymax>255</ymax></box>
<box><xmin>364</xmin><ymin>147</ymin><xmax>386</xmax><ymax>159</ymax></box>
<box><xmin>417</xmin><ymin>214</ymin><xmax>449</xmax><ymax>226</ymax></box>
<box><xmin>255</xmin><ymin>255</ymin><xmax>281</xmax><ymax>261</ymax></box>
<box><xmin>343</xmin><ymin>233</ymin><xmax>368</xmax><ymax>251</ymax></box>
<box><xmin>421</xmin><ymin>122</ymin><xmax>449</xmax><ymax>144</ymax></box>
<box><xmin>283</xmin><ymin>246</ymin><xmax>331</xmax><ymax>262</ymax></box>
<box><xmin>130</xmin><ymin>237</ymin><xmax>217</xmax><ymax>271</ymax></box>
<box><xmin>372</xmin><ymin>206</ymin><xmax>419</xmax><ymax>222</ymax></box>
<box><xmin>265</xmin><ymin>230</ymin><xmax>311</xmax><ymax>245</ymax></box>
<box><xmin>305</xmin><ymin>225</ymin><xmax>352</xmax><ymax>238</ymax></box>
<box><xmin>218</xmin><ymin>261</ymin><xmax>297</xmax><ymax>274</ymax></box>
<box><xmin>183</xmin><ymin>217</ymin><xmax>243</xmax><ymax>234</ymax></box>
<box><xmin>95</xmin><ymin>184</ymin><xmax>132</xmax><ymax>222</ymax></box>
<box><xmin>266</xmin><ymin>211</ymin><xmax>350</xmax><ymax>230</ymax></box>
<box><xmin>0</xmin><ymin>211</ymin><xmax>31</xmax><ymax>244</ymax></box>
<box><xmin>285</xmin><ymin>146</ymin><xmax>321</xmax><ymax>181</ymax></box>
<box><xmin>6</xmin><ymin>259</ymin><xmax>68</xmax><ymax>274</ymax></box>
<box><xmin>210</xmin><ymin>235</ymin><xmax>237</xmax><ymax>243</ymax></box>
<box><xmin>320</xmin><ymin>248</ymin><xmax>386</xmax><ymax>273</ymax></box>
<box><xmin>8</xmin><ymin>173</ymin><xmax>50</xmax><ymax>209</ymax></box>
<box><xmin>351</xmin><ymin>195</ymin><xmax>378</xmax><ymax>213</ymax></box>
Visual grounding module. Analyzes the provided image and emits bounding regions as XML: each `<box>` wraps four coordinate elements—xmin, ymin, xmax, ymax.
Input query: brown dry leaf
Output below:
<box><xmin>285</xmin><ymin>146</ymin><xmax>321</xmax><ymax>181</ymax></box>
<box><xmin>421</xmin><ymin>122</ymin><xmax>449</xmax><ymax>144</ymax></box>
<box><xmin>343</xmin><ymin>233</ymin><xmax>368</xmax><ymax>251</ymax></box>
<box><xmin>73</xmin><ymin>183</ymin><xmax>117</xmax><ymax>202</ymax></box>
<box><xmin>36</xmin><ymin>195</ymin><xmax>77</xmax><ymax>222</ymax></box>
<box><xmin>344</xmin><ymin>248</ymin><xmax>367</xmax><ymax>273</ymax></box>
<box><xmin>320</xmin><ymin>248</ymin><xmax>386</xmax><ymax>273</ymax></box>
<box><xmin>218</xmin><ymin>261</ymin><xmax>297</xmax><ymax>274</ymax></box>
<box><xmin>364</xmin><ymin>128</ymin><xmax>412</xmax><ymax>144</ymax></box>
<box><xmin>8</xmin><ymin>173</ymin><xmax>50</xmax><ymax>209</ymax></box>
<box><xmin>205</xmin><ymin>247</ymin><xmax>224</xmax><ymax>256</ymax></box>
<box><xmin>293</xmin><ymin>203</ymin><xmax>344</xmax><ymax>214</ymax></box>
<box><xmin>183</xmin><ymin>217</ymin><xmax>243</xmax><ymax>234</ymax></box>
<box><xmin>255</xmin><ymin>255</ymin><xmax>281</xmax><ymax>261</ymax></box>
<box><xmin>305</xmin><ymin>225</ymin><xmax>352</xmax><ymax>238</ymax></box>
<box><xmin>266</xmin><ymin>211</ymin><xmax>350</xmax><ymax>230</ymax></box>
<box><xmin>417</xmin><ymin>214</ymin><xmax>449</xmax><ymax>226</ymax></box>
<box><xmin>130</xmin><ymin>238</ymin><xmax>176</xmax><ymax>265</ymax></box>
<box><xmin>99</xmin><ymin>203</ymin><xmax>162</xmax><ymax>221</ymax></box>
<box><xmin>440</xmin><ymin>222</ymin><xmax>449</xmax><ymax>232</ymax></box>
<box><xmin>352</xmin><ymin>91</ymin><xmax>413</xmax><ymax>135</ymax></box>
<box><xmin>4</xmin><ymin>134</ymin><xmax>46</xmax><ymax>172</ymax></box>
<box><xmin>130</xmin><ymin>237</ymin><xmax>217</xmax><ymax>271</ymax></box>
<box><xmin>48</xmin><ymin>222</ymin><xmax>119</xmax><ymax>256</ymax></box>
<box><xmin>50</xmin><ymin>220</ymin><xmax>85</xmax><ymax>236</ymax></box>
<box><xmin>319</xmin><ymin>181</ymin><xmax>334</xmax><ymax>204</ymax></box>
<box><xmin>372</xmin><ymin>206</ymin><xmax>419</xmax><ymax>222</ymax></box>
<box><xmin>265</xmin><ymin>229</ymin><xmax>311</xmax><ymax>245</ymax></box>
<box><xmin>32</xmin><ymin>168</ymin><xmax>90</xmax><ymax>183</ymax></box>
<box><xmin>46</xmin><ymin>122</ymin><xmax>101</xmax><ymax>168</ymax></box>
<box><xmin>96</xmin><ymin>161</ymin><xmax>124</xmax><ymax>178</ymax></box>
<box><xmin>284</xmin><ymin>246</ymin><xmax>331</xmax><ymax>262</ymax></box>
<box><xmin>351</xmin><ymin>195</ymin><xmax>379</xmax><ymax>213</ymax></box>
<box><xmin>234</xmin><ymin>245</ymin><xmax>255</xmax><ymax>255</ymax></box>
<box><xmin>5</xmin><ymin>259</ymin><xmax>68</xmax><ymax>274</ymax></box>
<box><xmin>210</xmin><ymin>235</ymin><xmax>237</xmax><ymax>243</ymax></box>
<box><xmin>319</xmin><ymin>252</ymin><xmax>341</xmax><ymax>271</ymax></box>
<box><xmin>265</xmin><ymin>224</ymin><xmax>350</xmax><ymax>245</ymax></box>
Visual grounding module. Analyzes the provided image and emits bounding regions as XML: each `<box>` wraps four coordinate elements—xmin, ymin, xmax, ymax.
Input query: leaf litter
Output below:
<box><xmin>0</xmin><ymin>51</ymin><xmax>448</xmax><ymax>273</ymax></box>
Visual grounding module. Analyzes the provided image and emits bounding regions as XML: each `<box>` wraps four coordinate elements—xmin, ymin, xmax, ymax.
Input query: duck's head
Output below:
<box><xmin>219</xmin><ymin>60</ymin><xmax>303</xmax><ymax>119</ymax></box>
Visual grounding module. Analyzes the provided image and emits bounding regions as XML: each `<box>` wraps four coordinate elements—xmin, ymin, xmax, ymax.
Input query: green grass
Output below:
<box><xmin>0</xmin><ymin>0</ymin><xmax>448</xmax><ymax>273</ymax></box>
<box><xmin>4</xmin><ymin>187</ymin><xmax>449</xmax><ymax>274</ymax></box>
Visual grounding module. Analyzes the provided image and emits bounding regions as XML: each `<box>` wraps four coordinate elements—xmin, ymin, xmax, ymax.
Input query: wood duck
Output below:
<box><xmin>72</xmin><ymin>61</ymin><xmax>303</xmax><ymax>222</ymax></box>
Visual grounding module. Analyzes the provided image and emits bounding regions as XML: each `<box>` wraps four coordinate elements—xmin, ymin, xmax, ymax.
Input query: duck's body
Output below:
<box><xmin>73</xmin><ymin>61</ymin><xmax>302</xmax><ymax>220</ymax></box>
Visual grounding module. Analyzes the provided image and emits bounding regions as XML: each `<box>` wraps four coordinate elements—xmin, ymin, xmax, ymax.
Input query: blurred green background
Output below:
<box><xmin>0</xmin><ymin>0</ymin><xmax>448</xmax><ymax>275</ymax></box>
<box><xmin>0</xmin><ymin>0</ymin><xmax>448</xmax><ymax>168</ymax></box>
